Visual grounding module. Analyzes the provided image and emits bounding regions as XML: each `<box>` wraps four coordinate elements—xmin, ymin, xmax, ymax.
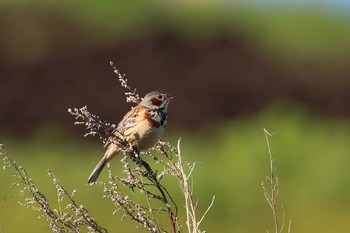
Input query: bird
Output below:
<box><xmin>87</xmin><ymin>90</ymin><xmax>175</xmax><ymax>184</ymax></box>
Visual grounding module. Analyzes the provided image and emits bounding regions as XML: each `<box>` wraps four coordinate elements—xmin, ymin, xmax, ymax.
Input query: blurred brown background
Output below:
<box><xmin>1</xmin><ymin>1</ymin><xmax>350</xmax><ymax>135</ymax></box>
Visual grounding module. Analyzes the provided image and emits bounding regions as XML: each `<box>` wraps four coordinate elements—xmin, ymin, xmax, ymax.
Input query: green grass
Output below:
<box><xmin>2</xmin><ymin>103</ymin><xmax>350</xmax><ymax>232</ymax></box>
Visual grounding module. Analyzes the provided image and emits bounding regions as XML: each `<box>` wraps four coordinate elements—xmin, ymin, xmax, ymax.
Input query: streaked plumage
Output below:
<box><xmin>87</xmin><ymin>90</ymin><xmax>174</xmax><ymax>184</ymax></box>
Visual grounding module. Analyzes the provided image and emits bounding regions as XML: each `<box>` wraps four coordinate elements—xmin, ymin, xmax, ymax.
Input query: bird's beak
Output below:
<box><xmin>167</xmin><ymin>94</ymin><xmax>175</xmax><ymax>100</ymax></box>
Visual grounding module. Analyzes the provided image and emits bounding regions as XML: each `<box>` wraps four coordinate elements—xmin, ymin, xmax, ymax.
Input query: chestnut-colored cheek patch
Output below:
<box><xmin>150</xmin><ymin>98</ymin><xmax>162</xmax><ymax>106</ymax></box>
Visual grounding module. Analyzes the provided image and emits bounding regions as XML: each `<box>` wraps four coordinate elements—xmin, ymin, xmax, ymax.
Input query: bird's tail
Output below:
<box><xmin>87</xmin><ymin>146</ymin><xmax>118</xmax><ymax>184</ymax></box>
<box><xmin>87</xmin><ymin>156</ymin><xmax>107</xmax><ymax>184</ymax></box>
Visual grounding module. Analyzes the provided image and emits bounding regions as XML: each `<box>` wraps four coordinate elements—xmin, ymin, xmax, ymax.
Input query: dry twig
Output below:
<box><xmin>262</xmin><ymin>129</ymin><xmax>291</xmax><ymax>233</ymax></box>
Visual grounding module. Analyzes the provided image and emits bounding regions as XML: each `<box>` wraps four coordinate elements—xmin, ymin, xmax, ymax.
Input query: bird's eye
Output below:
<box><xmin>156</xmin><ymin>95</ymin><xmax>163</xmax><ymax>100</ymax></box>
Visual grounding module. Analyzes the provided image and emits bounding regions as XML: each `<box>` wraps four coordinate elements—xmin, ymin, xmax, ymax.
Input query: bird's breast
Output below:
<box><xmin>123</xmin><ymin>111</ymin><xmax>165</xmax><ymax>151</ymax></box>
<box><xmin>132</xmin><ymin>118</ymin><xmax>164</xmax><ymax>150</ymax></box>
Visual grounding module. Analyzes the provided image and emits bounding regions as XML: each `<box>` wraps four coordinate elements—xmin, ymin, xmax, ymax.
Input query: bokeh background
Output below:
<box><xmin>1</xmin><ymin>0</ymin><xmax>350</xmax><ymax>232</ymax></box>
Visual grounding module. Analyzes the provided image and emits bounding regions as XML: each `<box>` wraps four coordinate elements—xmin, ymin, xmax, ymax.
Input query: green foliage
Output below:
<box><xmin>1</xmin><ymin>0</ymin><xmax>350</xmax><ymax>63</ymax></box>
<box><xmin>2</xmin><ymin>103</ymin><xmax>350</xmax><ymax>232</ymax></box>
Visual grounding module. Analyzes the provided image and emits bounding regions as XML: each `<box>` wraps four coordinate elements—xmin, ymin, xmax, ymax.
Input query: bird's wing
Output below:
<box><xmin>104</xmin><ymin>106</ymin><xmax>145</xmax><ymax>148</ymax></box>
<box><xmin>117</xmin><ymin>106</ymin><xmax>145</xmax><ymax>132</ymax></box>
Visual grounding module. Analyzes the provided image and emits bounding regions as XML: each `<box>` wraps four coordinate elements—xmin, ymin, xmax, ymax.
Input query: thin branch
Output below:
<box><xmin>262</xmin><ymin>128</ymin><xmax>291</xmax><ymax>233</ymax></box>
<box><xmin>197</xmin><ymin>195</ymin><xmax>216</xmax><ymax>228</ymax></box>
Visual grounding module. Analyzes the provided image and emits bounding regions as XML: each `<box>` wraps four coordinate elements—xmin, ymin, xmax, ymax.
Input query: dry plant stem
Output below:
<box><xmin>139</xmin><ymin>175</ymin><xmax>161</xmax><ymax>231</ymax></box>
<box><xmin>1</xmin><ymin>145</ymin><xmax>106</xmax><ymax>233</ymax></box>
<box><xmin>263</xmin><ymin>129</ymin><xmax>279</xmax><ymax>233</ymax></box>
<box><xmin>103</xmin><ymin>165</ymin><xmax>161</xmax><ymax>232</ymax></box>
<box><xmin>177</xmin><ymin>140</ymin><xmax>194</xmax><ymax>232</ymax></box>
<box><xmin>48</xmin><ymin>170</ymin><xmax>107</xmax><ymax>232</ymax></box>
<box><xmin>128</xmin><ymin>151</ymin><xmax>179</xmax><ymax>233</ymax></box>
<box><xmin>109</xmin><ymin>61</ymin><xmax>140</xmax><ymax>104</ymax></box>
<box><xmin>262</xmin><ymin>129</ymin><xmax>291</xmax><ymax>233</ymax></box>
<box><xmin>2</xmin><ymin>149</ymin><xmax>70</xmax><ymax>231</ymax></box>
<box><xmin>174</xmin><ymin>139</ymin><xmax>215</xmax><ymax>233</ymax></box>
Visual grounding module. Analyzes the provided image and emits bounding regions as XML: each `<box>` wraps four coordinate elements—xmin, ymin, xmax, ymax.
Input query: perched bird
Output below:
<box><xmin>87</xmin><ymin>90</ymin><xmax>174</xmax><ymax>184</ymax></box>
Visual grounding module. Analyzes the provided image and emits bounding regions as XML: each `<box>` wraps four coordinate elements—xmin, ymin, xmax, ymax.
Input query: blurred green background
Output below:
<box><xmin>1</xmin><ymin>0</ymin><xmax>350</xmax><ymax>232</ymax></box>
